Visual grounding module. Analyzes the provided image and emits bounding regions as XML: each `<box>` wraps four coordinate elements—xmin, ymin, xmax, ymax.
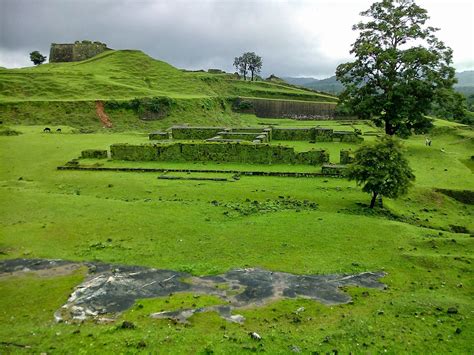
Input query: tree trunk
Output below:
<box><xmin>251</xmin><ymin>70</ymin><xmax>254</xmax><ymax>81</ymax></box>
<box><xmin>369</xmin><ymin>192</ymin><xmax>378</xmax><ymax>208</ymax></box>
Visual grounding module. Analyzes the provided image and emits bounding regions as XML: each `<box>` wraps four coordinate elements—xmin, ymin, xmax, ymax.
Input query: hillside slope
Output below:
<box><xmin>0</xmin><ymin>50</ymin><xmax>337</xmax><ymax>103</ymax></box>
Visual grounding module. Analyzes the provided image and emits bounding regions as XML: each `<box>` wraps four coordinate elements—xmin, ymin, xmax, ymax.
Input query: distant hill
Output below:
<box><xmin>281</xmin><ymin>77</ymin><xmax>319</xmax><ymax>87</ymax></box>
<box><xmin>455</xmin><ymin>70</ymin><xmax>474</xmax><ymax>86</ymax></box>
<box><xmin>284</xmin><ymin>70</ymin><xmax>474</xmax><ymax>96</ymax></box>
<box><xmin>283</xmin><ymin>76</ymin><xmax>344</xmax><ymax>95</ymax></box>
<box><xmin>454</xmin><ymin>71</ymin><xmax>474</xmax><ymax>97</ymax></box>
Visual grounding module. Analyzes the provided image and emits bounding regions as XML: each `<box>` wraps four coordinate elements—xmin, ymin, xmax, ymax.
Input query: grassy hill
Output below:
<box><xmin>0</xmin><ymin>50</ymin><xmax>338</xmax><ymax>130</ymax></box>
<box><xmin>0</xmin><ymin>50</ymin><xmax>336</xmax><ymax>103</ymax></box>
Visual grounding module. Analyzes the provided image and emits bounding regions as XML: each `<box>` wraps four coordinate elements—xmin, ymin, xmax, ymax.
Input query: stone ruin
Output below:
<box><xmin>49</xmin><ymin>40</ymin><xmax>110</xmax><ymax>63</ymax></box>
<box><xmin>74</xmin><ymin>126</ymin><xmax>361</xmax><ymax>176</ymax></box>
<box><xmin>151</xmin><ymin>125</ymin><xmax>362</xmax><ymax>143</ymax></box>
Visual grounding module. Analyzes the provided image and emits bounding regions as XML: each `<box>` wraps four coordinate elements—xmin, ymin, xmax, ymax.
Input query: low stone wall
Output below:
<box><xmin>333</xmin><ymin>131</ymin><xmax>363</xmax><ymax>142</ymax></box>
<box><xmin>216</xmin><ymin>131</ymin><xmax>269</xmax><ymax>142</ymax></box>
<box><xmin>272</xmin><ymin>127</ymin><xmax>334</xmax><ymax>142</ymax></box>
<box><xmin>171</xmin><ymin>126</ymin><xmax>226</xmax><ymax>140</ymax></box>
<box><xmin>340</xmin><ymin>150</ymin><xmax>355</xmax><ymax>164</ymax></box>
<box><xmin>168</xmin><ymin>126</ymin><xmax>361</xmax><ymax>143</ymax></box>
<box><xmin>149</xmin><ymin>131</ymin><xmax>169</xmax><ymax>140</ymax></box>
<box><xmin>110</xmin><ymin>142</ymin><xmax>329</xmax><ymax>165</ymax></box>
<box><xmin>81</xmin><ymin>149</ymin><xmax>108</xmax><ymax>159</ymax></box>
<box><xmin>321</xmin><ymin>164</ymin><xmax>347</xmax><ymax>176</ymax></box>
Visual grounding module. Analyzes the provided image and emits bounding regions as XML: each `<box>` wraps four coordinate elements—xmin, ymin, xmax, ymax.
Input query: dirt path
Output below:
<box><xmin>95</xmin><ymin>101</ymin><xmax>113</xmax><ymax>128</ymax></box>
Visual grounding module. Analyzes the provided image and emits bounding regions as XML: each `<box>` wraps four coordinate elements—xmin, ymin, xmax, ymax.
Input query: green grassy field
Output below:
<box><xmin>0</xmin><ymin>119</ymin><xmax>473</xmax><ymax>353</ymax></box>
<box><xmin>0</xmin><ymin>49</ymin><xmax>472</xmax><ymax>353</ymax></box>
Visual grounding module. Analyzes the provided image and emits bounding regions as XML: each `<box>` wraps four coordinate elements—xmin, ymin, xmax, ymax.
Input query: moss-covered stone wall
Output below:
<box><xmin>272</xmin><ymin>127</ymin><xmax>334</xmax><ymax>141</ymax></box>
<box><xmin>216</xmin><ymin>131</ymin><xmax>269</xmax><ymax>142</ymax></box>
<box><xmin>81</xmin><ymin>149</ymin><xmax>108</xmax><ymax>159</ymax></box>
<box><xmin>340</xmin><ymin>150</ymin><xmax>355</xmax><ymax>164</ymax></box>
<box><xmin>149</xmin><ymin>131</ymin><xmax>169</xmax><ymax>140</ymax></box>
<box><xmin>333</xmin><ymin>131</ymin><xmax>363</xmax><ymax>142</ymax></box>
<box><xmin>169</xmin><ymin>126</ymin><xmax>360</xmax><ymax>143</ymax></box>
<box><xmin>110</xmin><ymin>142</ymin><xmax>329</xmax><ymax>165</ymax></box>
<box><xmin>49</xmin><ymin>41</ymin><xmax>109</xmax><ymax>63</ymax></box>
<box><xmin>171</xmin><ymin>126</ymin><xmax>226</xmax><ymax>140</ymax></box>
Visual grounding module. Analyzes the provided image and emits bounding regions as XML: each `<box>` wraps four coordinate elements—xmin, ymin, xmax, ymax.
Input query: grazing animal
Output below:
<box><xmin>43</xmin><ymin>127</ymin><xmax>51</xmax><ymax>133</ymax></box>
<box><xmin>56</xmin><ymin>128</ymin><xmax>62</xmax><ymax>133</ymax></box>
<box><xmin>249</xmin><ymin>332</ymin><xmax>261</xmax><ymax>341</ymax></box>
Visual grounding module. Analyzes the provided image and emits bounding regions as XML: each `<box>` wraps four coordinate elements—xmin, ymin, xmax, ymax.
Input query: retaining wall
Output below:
<box><xmin>247</xmin><ymin>99</ymin><xmax>337</xmax><ymax>119</ymax></box>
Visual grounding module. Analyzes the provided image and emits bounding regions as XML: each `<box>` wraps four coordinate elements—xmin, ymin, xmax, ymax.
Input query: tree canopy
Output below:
<box><xmin>30</xmin><ymin>51</ymin><xmax>47</xmax><ymax>66</ymax></box>
<box><xmin>233</xmin><ymin>52</ymin><xmax>263</xmax><ymax>81</ymax></box>
<box><xmin>347</xmin><ymin>136</ymin><xmax>415</xmax><ymax>208</ymax></box>
<box><xmin>336</xmin><ymin>0</ymin><xmax>457</xmax><ymax>137</ymax></box>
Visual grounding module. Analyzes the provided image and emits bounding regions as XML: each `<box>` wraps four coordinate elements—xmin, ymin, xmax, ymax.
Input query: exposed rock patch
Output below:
<box><xmin>0</xmin><ymin>259</ymin><xmax>386</xmax><ymax>324</ymax></box>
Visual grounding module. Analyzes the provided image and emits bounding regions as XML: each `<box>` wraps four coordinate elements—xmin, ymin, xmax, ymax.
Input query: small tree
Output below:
<box><xmin>233</xmin><ymin>52</ymin><xmax>263</xmax><ymax>81</ymax></box>
<box><xmin>336</xmin><ymin>0</ymin><xmax>457</xmax><ymax>137</ymax></box>
<box><xmin>246</xmin><ymin>52</ymin><xmax>263</xmax><ymax>81</ymax></box>
<box><xmin>233</xmin><ymin>56</ymin><xmax>248</xmax><ymax>80</ymax></box>
<box><xmin>30</xmin><ymin>51</ymin><xmax>47</xmax><ymax>65</ymax></box>
<box><xmin>347</xmin><ymin>136</ymin><xmax>415</xmax><ymax>208</ymax></box>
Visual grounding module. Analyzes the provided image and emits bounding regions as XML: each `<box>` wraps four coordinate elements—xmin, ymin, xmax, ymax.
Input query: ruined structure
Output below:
<box><xmin>49</xmin><ymin>41</ymin><xmax>110</xmax><ymax>63</ymax></box>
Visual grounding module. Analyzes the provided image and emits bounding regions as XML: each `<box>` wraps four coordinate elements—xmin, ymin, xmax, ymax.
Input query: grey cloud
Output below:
<box><xmin>0</xmin><ymin>0</ymin><xmax>341</xmax><ymax>76</ymax></box>
<box><xmin>8</xmin><ymin>0</ymin><xmax>472</xmax><ymax>77</ymax></box>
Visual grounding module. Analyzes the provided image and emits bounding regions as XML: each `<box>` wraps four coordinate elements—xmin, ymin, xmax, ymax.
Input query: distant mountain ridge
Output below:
<box><xmin>455</xmin><ymin>70</ymin><xmax>474</xmax><ymax>86</ymax></box>
<box><xmin>283</xmin><ymin>71</ymin><xmax>474</xmax><ymax>96</ymax></box>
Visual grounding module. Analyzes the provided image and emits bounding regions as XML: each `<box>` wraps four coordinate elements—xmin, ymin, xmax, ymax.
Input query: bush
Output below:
<box><xmin>232</xmin><ymin>98</ymin><xmax>254</xmax><ymax>112</ymax></box>
<box><xmin>0</xmin><ymin>128</ymin><xmax>22</xmax><ymax>136</ymax></box>
<box><xmin>347</xmin><ymin>136</ymin><xmax>415</xmax><ymax>208</ymax></box>
<box><xmin>105</xmin><ymin>97</ymin><xmax>173</xmax><ymax>120</ymax></box>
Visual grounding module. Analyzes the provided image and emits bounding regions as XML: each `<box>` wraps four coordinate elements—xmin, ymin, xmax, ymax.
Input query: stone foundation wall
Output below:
<box><xmin>171</xmin><ymin>126</ymin><xmax>226</xmax><ymax>140</ymax></box>
<box><xmin>111</xmin><ymin>142</ymin><xmax>329</xmax><ymax>165</ymax></box>
<box><xmin>81</xmin><ymin>149</ymin><xmax>108</xmax><ymax>159</ymax></box>
<box><xmin>272</xmin><ymin>127</ymin><xmax>334</xmax><ymax>142</ymax></box>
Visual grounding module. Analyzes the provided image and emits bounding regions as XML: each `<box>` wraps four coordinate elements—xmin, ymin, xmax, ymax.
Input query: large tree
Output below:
<box><xmin>29</xmin><ymin>51</ymin><xmax>47</xmax><ymax>65</ymax></box>
<box><xmin>347</xmin><ymin>136</ymin><xmax>415</xmax><ymax>208</ymax></box>
<box><xmin>336</xmin><ymin>0</ymin><xmax>456</xmax><ymax>137</ymax></box>
<box><xmin>233</xmin><ymin>52</ymin><xmax>263</xmax><ymax>81</ymax></box>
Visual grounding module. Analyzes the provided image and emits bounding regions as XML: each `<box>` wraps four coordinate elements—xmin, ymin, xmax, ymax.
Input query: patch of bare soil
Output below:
<box><xmin>95</xmin><ymin>101</ymin><xmax>113</xmax><ymax>128</ymax></box>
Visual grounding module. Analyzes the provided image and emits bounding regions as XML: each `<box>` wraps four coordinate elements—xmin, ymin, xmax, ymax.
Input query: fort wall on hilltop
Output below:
<box><xmin>49</xmin><ymin>40</ymin><xmax>110</xmax><ymax>63</ymax></box>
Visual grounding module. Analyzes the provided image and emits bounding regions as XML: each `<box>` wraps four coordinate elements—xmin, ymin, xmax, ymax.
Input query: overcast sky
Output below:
<box><xmin>1</xmin><ymin>0</ymin><xmax>473</xmax><ymax>78</ymax></box>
